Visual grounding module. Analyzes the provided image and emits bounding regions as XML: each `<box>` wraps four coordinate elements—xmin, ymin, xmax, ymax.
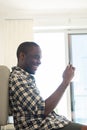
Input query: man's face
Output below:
<box><xmin>23</xmin><ymin>46</ymin><xmax>42</xmax><ymax>74</ymax></box>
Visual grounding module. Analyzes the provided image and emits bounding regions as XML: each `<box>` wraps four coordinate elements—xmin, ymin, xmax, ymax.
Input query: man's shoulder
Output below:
<box><xmin>9</xmin><ymin>66</ymin><xmax>32</xmax><ymax>81</ymax></box>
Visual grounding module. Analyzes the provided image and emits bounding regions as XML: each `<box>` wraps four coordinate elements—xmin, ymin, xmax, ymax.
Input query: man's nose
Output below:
<box><xmin>37</xmin><ymin>59</ymin><xmax>41</xmax><ymax>65</ymax></box>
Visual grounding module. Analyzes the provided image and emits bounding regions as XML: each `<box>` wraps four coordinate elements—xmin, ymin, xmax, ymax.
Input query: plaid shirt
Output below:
<box><xmin>9</xmin><ymin>66</ymin><xmax>70</xmax><ymax>130</ymax></box>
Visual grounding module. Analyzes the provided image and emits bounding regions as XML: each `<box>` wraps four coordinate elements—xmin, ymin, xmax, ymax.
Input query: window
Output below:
<box><xmin>34</xmin><ymin>32</ymin><xmax>70</xmax><ymax>118</ymax></box>
<box><xmin>69</xmin><ymin>33</ymin><xmax>87</xmax><ymax>125</ymax></box>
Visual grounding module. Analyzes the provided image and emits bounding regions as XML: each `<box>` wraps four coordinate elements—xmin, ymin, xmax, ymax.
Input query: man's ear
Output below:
<box><xmin>19</xmin><ymin>52</ymin><xmax>25</xmax><ymax>61</ymax></box>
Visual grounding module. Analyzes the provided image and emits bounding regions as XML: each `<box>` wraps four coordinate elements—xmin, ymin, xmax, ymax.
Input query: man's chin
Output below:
<box><xmin>28</xmin><ymin>70</ymin><xmax>36</xmax><ymax>75</ymax></box>
<box><xmin>25</xmin><ymin>67</ymin><xmax>37</xmax><ymax>74</ymax></box>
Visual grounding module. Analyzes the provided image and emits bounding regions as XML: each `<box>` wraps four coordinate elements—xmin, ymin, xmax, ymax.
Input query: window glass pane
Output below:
<box><xmin>69</xmin><ymin>34</ymin><xmax>87</xmax><ymax>125</ymax></box>
<box><xmin>34</xmin><ymin>32</ymin><xmax>68</xmax><ymax>117</ymax></box>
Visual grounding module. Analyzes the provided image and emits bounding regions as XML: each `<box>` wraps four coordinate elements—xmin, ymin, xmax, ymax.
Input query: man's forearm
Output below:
<box><xmin>44</xmin><ymin>81</ymin><xmax>69</xmax><ymax>116</ymax></box>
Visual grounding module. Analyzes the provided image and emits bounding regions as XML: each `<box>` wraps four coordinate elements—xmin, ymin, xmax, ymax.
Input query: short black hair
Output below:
<box><xmin>17</xmin><ymin>41</ymin><xmax>39</xmax><ymax>59</ymax></box>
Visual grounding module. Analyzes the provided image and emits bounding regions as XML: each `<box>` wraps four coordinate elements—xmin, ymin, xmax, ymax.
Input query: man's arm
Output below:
<box><xmin>44</xmin><ymin>64</ymin><xmax>75</xmax><ymax>116</ymax></box>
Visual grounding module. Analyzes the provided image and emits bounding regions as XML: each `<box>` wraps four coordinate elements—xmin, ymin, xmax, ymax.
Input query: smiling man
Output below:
<box><xmin>16</xmin><ymin>42</ymin><xmax>41</xmax><ymax>74</ymax></box>
<box><xmin>9</xmin><ymin>41</ymin><xmax>87</xmax><ymax>130</ymax></box>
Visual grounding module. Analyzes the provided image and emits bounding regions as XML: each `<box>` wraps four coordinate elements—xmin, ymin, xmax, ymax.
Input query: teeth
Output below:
<box><xmin>34</xmin><ymin>65</ymin><xmax>37</xmax><ymax>67</ymax></box>
<box><xmin>33</xmin><ymin>65</ymin><xmax>38</xmax><ymax>69</ymax></box>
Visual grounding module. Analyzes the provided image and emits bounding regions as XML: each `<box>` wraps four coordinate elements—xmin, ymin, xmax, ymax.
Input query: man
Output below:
<box><xmin>9</xmin><ymin>41</ymin><xmax>87</xmax><ymax>130</ymax></box>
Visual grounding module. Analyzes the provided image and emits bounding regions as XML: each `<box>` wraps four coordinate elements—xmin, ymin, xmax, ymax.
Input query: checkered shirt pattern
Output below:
<box><xmin>9</xmin><ymin>66</ymin><xmax>70</xmax><ymax>130</ymax></box>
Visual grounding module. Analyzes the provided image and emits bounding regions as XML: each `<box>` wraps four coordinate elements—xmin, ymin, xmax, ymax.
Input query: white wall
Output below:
<box><xmin>0</xmin><ymin>20</ymin><xmax>33</xmax><ymax>69</ymax></box>
<box><xmin>33</xmin><ymin>9</ymin><xmax>87</xmax><ymax>29</ymax></box>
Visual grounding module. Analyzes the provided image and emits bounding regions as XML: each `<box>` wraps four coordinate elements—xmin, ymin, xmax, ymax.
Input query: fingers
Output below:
<box><xmin>67</xmin><ymin>63</ymin><xmax>75</xmax><ymax>70</ymax></box>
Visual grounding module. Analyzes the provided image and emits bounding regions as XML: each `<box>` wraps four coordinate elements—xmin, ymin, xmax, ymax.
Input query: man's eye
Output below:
<box><xmin>34</xmin><ymin>55</ymin><xmax>40</xmax><ymax>59</ymax></box>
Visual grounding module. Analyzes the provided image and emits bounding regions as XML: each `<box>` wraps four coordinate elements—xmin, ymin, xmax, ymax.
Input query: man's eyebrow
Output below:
<box><xmin>33</xmin><ymin>54</ymin><xmax>41</xmax><ymax>58</ymax></box>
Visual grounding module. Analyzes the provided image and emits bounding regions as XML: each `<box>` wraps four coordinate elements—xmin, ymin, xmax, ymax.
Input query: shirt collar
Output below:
<box><xmin>12</xmin><ymin>66</ymin><xmax>35</xmax><ymax>80</ymax></box>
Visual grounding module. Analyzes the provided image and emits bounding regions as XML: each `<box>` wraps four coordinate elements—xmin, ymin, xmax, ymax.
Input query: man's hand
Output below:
<box><xmin>62</xmin><ymin>64</ymin><xmax>75</xmax><ymax>86</ymax></box>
